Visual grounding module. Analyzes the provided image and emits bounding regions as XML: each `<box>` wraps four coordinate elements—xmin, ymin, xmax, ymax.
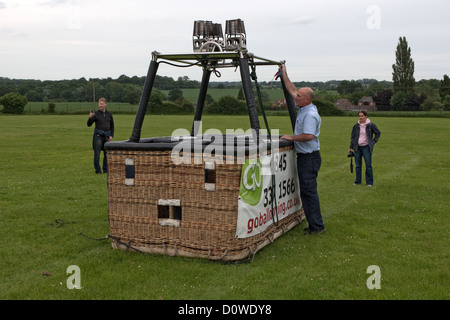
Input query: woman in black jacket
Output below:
<box><xmin>348</xmin><ymin>111</ymin><xmax>381</xmax><ymax>186</ymax></box>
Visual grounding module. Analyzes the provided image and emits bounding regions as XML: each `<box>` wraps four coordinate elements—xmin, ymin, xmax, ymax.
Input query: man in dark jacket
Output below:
<box><xmin>87</xmin><ymin>98</ymin><xmax>114</xmax><ymax>174</ymax></box>
<box><xmin>349</xmin><ymin>110</ymin><xmax>381</xmax><ymax>186</ymax></box>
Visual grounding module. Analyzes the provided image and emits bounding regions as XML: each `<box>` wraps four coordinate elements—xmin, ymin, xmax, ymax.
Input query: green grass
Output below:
<box><xmin>0</xmin><ymin>114</ymin><xmax>448</xmax><ymax>300</ymax></box>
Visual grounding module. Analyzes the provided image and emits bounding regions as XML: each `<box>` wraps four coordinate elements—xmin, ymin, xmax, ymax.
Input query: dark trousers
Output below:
<box><xmin>354</xmin><ymin>145</ymin><xmax>373</xmax><ymax>185</ymax></box>
<box><xmin>297</xmin><ymin>151</ymin><xmax>325</xmax><ymax>232</ymax></box>
<box><xmin>93</xmin><ymin>133</ymin><xmax>108</xmax><ymax>173</ymax></box>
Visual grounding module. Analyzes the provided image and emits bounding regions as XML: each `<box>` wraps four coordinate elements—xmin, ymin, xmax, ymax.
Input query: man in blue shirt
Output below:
<box><xmin>280</xmin><ymin>65</ymin><xmax>325</xmax><ymax>235</ymax></box>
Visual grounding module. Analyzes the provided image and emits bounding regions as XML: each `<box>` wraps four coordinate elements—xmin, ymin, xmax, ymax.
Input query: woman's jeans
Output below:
<box><xmin>297</xmin><ymin>151</ymin><xmax>325</xmax><ymax>232</ymax></box>
<box><xmin>354</xmin><ymin>145</ymin><xmax>373</xmax><ymax>185</ymax></box>
<box><xmin>93</xmin><ymin>133</ymin><xmax>108</xmax><ymax>174</ymax></box>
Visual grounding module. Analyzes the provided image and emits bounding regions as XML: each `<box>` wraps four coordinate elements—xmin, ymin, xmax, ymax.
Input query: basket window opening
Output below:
<box><xmin>158</xmin><ymin>202</ymin><xmax>182</xmax><ymax>227</ymax></box>
<box><xmin>125</xmin><ymin>163</ymin><xmax>135</xmax><ymax>179</ymax></box>
<box><xmin>205</xmin><ymin>169</ymin><xmax>216</xmax><ymax>183</ymax></box>
<box><xmin>125</xmin><ymin>158</ymin><xmax>135</xmax><ymax>186</ymax></box>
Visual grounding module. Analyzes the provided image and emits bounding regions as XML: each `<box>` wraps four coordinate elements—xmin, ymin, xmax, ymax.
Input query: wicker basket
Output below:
<box><xmin>106</xmin><ymin>135</ymin><xmax>304</xmax><ymax>261</ymax></box>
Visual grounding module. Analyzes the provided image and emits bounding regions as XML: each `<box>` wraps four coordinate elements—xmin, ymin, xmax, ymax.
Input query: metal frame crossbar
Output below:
<box><xmin>128</xmin><ymin>50</ymin><xmax>296</xmax><ymax>143</ymax></box>
<box><xmin>153</xmin><ymin>51</ymin><xmax>283</xmax><ymax>68</ymax></box>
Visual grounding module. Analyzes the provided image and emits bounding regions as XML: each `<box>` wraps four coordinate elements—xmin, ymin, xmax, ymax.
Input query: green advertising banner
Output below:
<box><xmin>236</xmin><ymin>149</ymin><xmax>302</xmax><ymax>238</ymax></box>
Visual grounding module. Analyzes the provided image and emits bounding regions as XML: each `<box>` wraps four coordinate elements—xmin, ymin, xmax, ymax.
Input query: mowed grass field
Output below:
<box><xmin>0</xmin><ymin>114</ymin><xmax>448</xmax><ymax>300</ymax></box>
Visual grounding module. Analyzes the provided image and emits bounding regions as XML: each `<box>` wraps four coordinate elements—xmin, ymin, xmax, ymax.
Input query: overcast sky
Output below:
<box><xmin>1</xmin><ymin>0</ymin><xmax>449</xmax><ymax>83</ymax></box>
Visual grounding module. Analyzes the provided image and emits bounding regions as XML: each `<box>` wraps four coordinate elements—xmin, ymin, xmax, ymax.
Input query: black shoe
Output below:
<box><xmin>304</xmin><ymin>227</ymin><xmax>326</xmax><ymax>235</ymax></box>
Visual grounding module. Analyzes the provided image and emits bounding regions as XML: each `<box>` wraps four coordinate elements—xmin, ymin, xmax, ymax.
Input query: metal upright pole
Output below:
<box><xmin>128</xmin><ymin>58</ymin><xmax>159</xmax><ymax>142</ymax></box>
<box><xmin>191</xmin><ymin>67</ymin><xmax>212</xmax><ymax>136</ymax></box>
<box><xmin>239</xmin><ymin>56</ymin><xmax>260</xmax><ymax>132</ymax></box>
<box><xmin>281</xmin><ymin>77</ymin><xmax>297</xmax><ymax>133</ymax></box>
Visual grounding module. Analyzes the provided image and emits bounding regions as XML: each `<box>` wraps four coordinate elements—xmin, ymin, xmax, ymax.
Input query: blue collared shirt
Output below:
<box><xmin>294</xmin><ymin>103</ymin><xmax>321</xmax><ymax>154</ymax></box>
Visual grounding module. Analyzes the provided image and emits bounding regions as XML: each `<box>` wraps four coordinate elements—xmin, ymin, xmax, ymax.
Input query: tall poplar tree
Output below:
<box><xmin>439</xmin><ymin>74</ymin><xmax>450</xmax><ymax>100</ymax></box>
<box><xmin>392</xmin><ymin>36</ymin><xmax>415</xmax><ymax>94</ymax></box>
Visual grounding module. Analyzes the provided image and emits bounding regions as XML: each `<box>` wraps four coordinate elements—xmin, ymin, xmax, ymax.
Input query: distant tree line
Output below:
<box><xmin>0</xmin><ymin>73</ymin><xmax>393</xmax><ymax>115</ymax></box>
<box><xmin>0</xmin><ymin>75</ymin><xmax>201</xmax><ymax>104</ymax></box>
<box><xmin>1</xmin><ymin>64</ymin><xmax>449</xmax><ymax>115</ymax></box>
<box><xmin>330</xmin><ymin>77</ymin><xmax>450</xmax><ymax>111</ymax></box>
<box><xmin>0</xmin><ymin>74</ymin><xmax>389</xmax><ymax>104</ymax></box>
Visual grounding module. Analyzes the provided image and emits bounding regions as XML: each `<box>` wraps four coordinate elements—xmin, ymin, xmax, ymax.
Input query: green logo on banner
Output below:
<box><xmin>239</xmin><ymin>159</ymin><xmax>263</xmax><ymax>206</ymax></box>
